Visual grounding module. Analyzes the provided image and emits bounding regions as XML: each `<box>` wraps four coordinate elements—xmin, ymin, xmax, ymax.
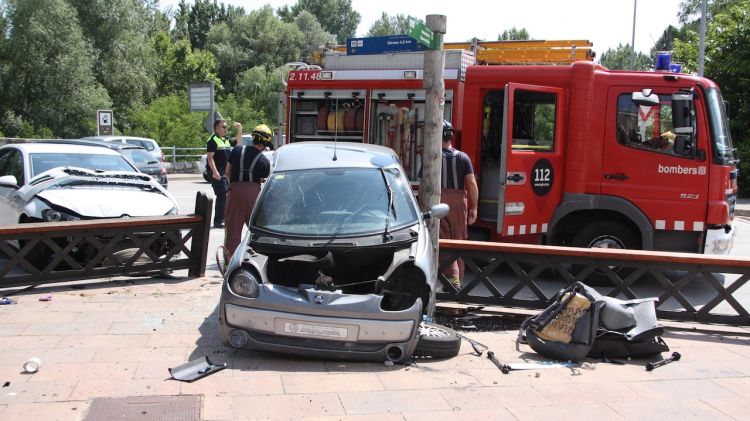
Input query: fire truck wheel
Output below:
<box><xmin>571</xmin><ymin>221</ymin><xmax>639</xmax><ymax>286</ymax></box>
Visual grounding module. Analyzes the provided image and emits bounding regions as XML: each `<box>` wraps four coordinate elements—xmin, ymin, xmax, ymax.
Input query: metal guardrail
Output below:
<box><xmin>162</xmin><ymin>146</ymin><xmax>205</xmax><ymax>163</ymax></box>
<box><xmin>437</xmin><ymin>239</ymin><xmax>750</xmax><ymax>326</ymax></box>
<box><xmin>0</xmin><ymin>192</ymin><xmax>213</xmax><ymax>289</ymax></box>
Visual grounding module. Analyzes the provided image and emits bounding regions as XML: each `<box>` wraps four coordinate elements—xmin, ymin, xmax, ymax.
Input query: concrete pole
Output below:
<box><xmin>419</xmin><ymin>14</ymin><xmax>446</xmax><ymax>271</ymax></box>
<box><xmin>698</xmin><ymin>0</ymin><xmax>707</xmax><ymax>77</ymax></box>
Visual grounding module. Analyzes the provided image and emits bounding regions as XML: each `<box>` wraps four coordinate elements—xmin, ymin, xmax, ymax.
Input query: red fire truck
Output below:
<box><xmin>281</xmin><ymin>48</ymin><xmax>737</xmax><ymax>256</ymax></box>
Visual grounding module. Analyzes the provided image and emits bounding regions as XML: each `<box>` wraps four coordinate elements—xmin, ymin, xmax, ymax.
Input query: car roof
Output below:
<box><xmin>273</xmin><ymin>142</ymin><xmax>399</xmax><ymax>172</ymax></box>
<box><xmin>84</xmin><ymin>135</ymin><xmax>158</xmax><ymax>143</ymax></box>
<box><xmin>30</xmin><ymin>139</ymin><xmax>147</xmax><ymax>151</ymax></box>
<box><xmin>3</xmin><ymin>142</ymin><xmax>123</xmax><ymax>155</ymax></box>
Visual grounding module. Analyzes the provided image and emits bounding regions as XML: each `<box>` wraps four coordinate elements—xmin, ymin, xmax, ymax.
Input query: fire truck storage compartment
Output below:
<box><xmin>290</xmin><ymin>89</ymin><xmax>366</xmax><ymax>142</ymax></box>
<box><xmin>370</xmin><ymin>90</ymin><xmax>453</xmax><ymax>181</ymax></box>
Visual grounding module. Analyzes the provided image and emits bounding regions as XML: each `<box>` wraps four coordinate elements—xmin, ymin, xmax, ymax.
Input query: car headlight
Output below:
<box><xmin>42</xmin><ymin>209</ymin><xmax>79</xmax><ymax>222</ymax></box>
<box><xmin>229</xmin><ymin>270</ymin><xmax>260</xmax><ymax>298</ymax></box>
<box><xmin>166</xmin><ymin>207</ymin><xmax>178</xmax><ymax>216</ymax></box>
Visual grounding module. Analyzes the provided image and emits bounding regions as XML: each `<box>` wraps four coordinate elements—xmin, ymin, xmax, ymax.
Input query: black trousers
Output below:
<box><xmin>210</xmin><ymin>175</ymin><xmax>228</xmax><ymax>226</ymax></box>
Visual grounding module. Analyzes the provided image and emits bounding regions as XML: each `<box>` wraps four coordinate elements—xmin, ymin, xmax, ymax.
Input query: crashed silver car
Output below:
<box><xmin>0</xmin><ymin>142</ymin><xmax>179</xmax><ymax>265</ymax></box>
<box><xmin>219</xmin><ymin>142</ymin><xmax>449</xmax><ymax>363</ymax></box>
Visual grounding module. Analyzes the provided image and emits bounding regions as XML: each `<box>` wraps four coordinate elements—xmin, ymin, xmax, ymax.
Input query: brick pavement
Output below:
<box><xmin>1</xmin><ymin>273</ymin><xmax>750</xmax><ymax>421</ymax></box>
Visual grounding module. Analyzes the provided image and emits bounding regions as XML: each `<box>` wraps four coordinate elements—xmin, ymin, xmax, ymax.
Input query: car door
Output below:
<box><xmin>497</xmin><ymin>83</ymin><xmax>565</xmax><ymax>238</ymax></box>
<box><xmin>0</xmin><ymin>148</ymin><xmax>25</xmax><ymax>225</ymax></box>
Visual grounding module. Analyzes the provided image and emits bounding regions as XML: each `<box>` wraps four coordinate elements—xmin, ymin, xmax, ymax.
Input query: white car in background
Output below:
<box><xmin>84</xmin><ymin>135</ymin><xmax>164</xmax><ymax>163</ymax></box>
<box><xmin>0</xmin><ymin>142</ymin><xmax>179</xmax><ymax>266</ymax></box>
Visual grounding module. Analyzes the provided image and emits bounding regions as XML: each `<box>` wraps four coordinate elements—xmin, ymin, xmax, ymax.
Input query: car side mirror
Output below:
<box><xmin>0</xmin><ymin>175</ymin><xmax>18</xmax><ymax>187</ymax></box>
<box><xmin>632</xmin><ymin>89</ymin><xmax>660</xmax><ymax>107</ymax></box>
<box><xmin>424</xmin><ymin>203</ymin><xmax>450</xmax><ymax>220</ymax></box>
<box><xmin>674</xmin><ymin>134</ymin><xmax>693</xmax><ymax>157</ymax></box>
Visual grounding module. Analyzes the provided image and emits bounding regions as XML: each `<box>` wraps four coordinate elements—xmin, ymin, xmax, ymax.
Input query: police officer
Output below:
<box><xmin>439</xmin><ymin>120</ymin><xmax>478</xmax><ymax>288</ymax></box>
<box><xmin>206</xmin><ymin>119</ymin><xmax>241</xmax><ymax>228</ymax></box>
<box><xmin>223</xmin><ymin>124</ymin><xmax>272</xmax><ymax>258</ymax></box>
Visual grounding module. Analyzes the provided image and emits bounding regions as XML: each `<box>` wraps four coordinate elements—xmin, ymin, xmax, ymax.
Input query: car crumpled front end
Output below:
<box><xmin>218</xmin><ymin>230</ymin><xmax>434</xmax><ymax>363</ymax></box>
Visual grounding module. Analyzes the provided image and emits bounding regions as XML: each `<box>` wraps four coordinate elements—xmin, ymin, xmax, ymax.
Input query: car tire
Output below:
<box><xmin>571</xmin><ymin>221</ymin><xmax>639</xmax><ymax>286</ymax></box>
<box><xmin>413</xmin><ymin>322</ymin><xmax>461</xmax><ymax>359</ymax></box>
<box><xmin>102</xmin><ymin>248</ymin><xmax>155</xmax><ymax>276</ymax></box>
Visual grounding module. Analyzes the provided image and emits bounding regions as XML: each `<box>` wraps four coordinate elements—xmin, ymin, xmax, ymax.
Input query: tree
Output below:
<box><xmin>187</xmin><ymin>0</ymin><xmax>222</xmax><ymax>50</ymax></box>
<box><xmin>650</xmin><ymin>25</ymin><xmax>680</xmax><ymax>57</ymax></box>
<box><xmin>277</xmin><ymin>0</ymin><xmax>360</xmax><ymax>44</ymax></box>
<box><xmin>68</xmin><ymin>0</ymin><xmax>159</xmax><ymax>129</ymax></box>
<box><xmin>235</xmin><ymin>66</ymin><xmax>284</xmax><ymax>123</ymax></box>
<box><xmin>599</xmin><ymin>43</ymin><xmax>653</xmax><ymax>70</ymax></box>
<box><xmin>151</xmin><ymin>30</ymin><xmax>220</xmax><ymax>97</ymax></box>
<box><xmin>206</xmin><ymin>6</ymin><xmax>305</xmax><ymax>91</ymax></box>
<box><xmin>294</xmin><ymin>11</ymin><xmax>336</xmax><ymax>62</ymax></box>
<box><xmin>367</xmin><ymin>12</ymin><xmax>410</xmax><ymax>37</ymax></box>
<box><xmin>0</xmin><ymin>0</ymin><xmax>111</xmax><ymax>137</ymax></box>
<box><xmin>498</xmin><ymin>27</ymin><xmax>530</xmax><ymax>41</ymax></box>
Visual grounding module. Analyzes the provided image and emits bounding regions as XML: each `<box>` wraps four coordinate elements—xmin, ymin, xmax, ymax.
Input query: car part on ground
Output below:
<box><xmin>414</xmin><ymin>322</ymin><xmax>462</xmax><ymax>359</ymax></box>
<box><xmin>169</xmin><ymin>356</ymin><xmax>227</xmax><ymax>382</ymax></box>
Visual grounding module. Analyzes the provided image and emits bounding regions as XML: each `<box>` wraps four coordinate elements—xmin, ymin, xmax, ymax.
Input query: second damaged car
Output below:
<box><xmin>0</xmin><ymin>142</ymin><xmax>179</xmax><ymax>267</ymax></box>
<box><xmin>219</xmin><ymin>142</ymin><xmax>452</xmax><ymax>363</ymax></box>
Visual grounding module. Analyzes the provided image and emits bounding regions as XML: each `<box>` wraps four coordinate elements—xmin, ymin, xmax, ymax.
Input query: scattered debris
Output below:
<box><xmin>455</xmin><ymin>333</ymin><xmax>488</xmax><ymax>356</ymax></box>
<box><xmin>23</xmin><ymin>357</ymin><xmax>41</xmax><ymax>373</ymax></box>
<box><xmin>384</xmin><ymin>360</ymin><xmax>394</xmax><ymax>366</ymax></box>
<box><xmin>646</xmin><ymin>352</ymin><xmax>681</xmax><ymax>371</ymax></box>
<box><xmin>169</xmin><ymin>356</ymin><xmax>226</xmax><ymax>382</ymax></box>
<box><xmin>38</xmin><ymin>295</ymin><xmax>52</xmax><ymax>302</ymax></box>
<box><xmin>2</xmin><ymin>381</ymin><xmax>9</xmax><ymax>387</ymax></box>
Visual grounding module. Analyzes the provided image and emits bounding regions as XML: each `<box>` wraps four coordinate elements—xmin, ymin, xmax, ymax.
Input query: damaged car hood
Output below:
<box><xmin>22</xmin><ymin>167</ymin><xmax>177</xmax><ymax>217</ymax></box>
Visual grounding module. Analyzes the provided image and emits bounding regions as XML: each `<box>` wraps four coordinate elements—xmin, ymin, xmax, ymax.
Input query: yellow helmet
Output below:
<box><xmin>251</xmin><ymin>124</ymin><xmax>272</xmax><ymax>143</ymax></box>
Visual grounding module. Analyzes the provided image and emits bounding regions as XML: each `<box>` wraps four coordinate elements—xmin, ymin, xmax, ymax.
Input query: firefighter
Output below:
<box><xmin>223</xmin><ymin>124</ymin><xmax>272</xmax><ymax>259</ymax></box>
<box><xmin>206</xmin><ymin>119</ymin><xmax>241</xmax><ymax>228</ymax></box>
<box><xmin>439</xmin><ymin>120</ymin><xmax>479</xmax><ymax>288</ymax></box>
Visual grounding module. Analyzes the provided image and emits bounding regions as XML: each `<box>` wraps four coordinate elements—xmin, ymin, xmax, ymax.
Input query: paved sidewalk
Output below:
<box><xmin>1</xmin><ymin>273</ymin><xmax>749</xmax><ymax>421</ymax></box>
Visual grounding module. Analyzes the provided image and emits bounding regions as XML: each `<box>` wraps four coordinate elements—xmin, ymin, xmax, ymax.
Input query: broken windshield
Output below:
<box><xmin>253</xmin><ymin>167</ymin><xmax>419</xmax><ymax>236</ymax></box>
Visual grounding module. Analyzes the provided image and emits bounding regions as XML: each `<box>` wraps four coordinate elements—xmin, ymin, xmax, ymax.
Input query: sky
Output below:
<box><xmin>159</xmin><ymin>0</ymin><xmax>684</xmax><ymax>57</ymax></box>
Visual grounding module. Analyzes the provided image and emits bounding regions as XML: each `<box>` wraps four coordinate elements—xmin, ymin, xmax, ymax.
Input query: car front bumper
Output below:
<box><xmin>219</xmin><ymin>285</ymin><xmax>422</xmax><ymax>362</ymax></box>
<box><xmin>704</xmin><ymin>224</ymin><xmax>735</xmax><ymax>255</ymax></box>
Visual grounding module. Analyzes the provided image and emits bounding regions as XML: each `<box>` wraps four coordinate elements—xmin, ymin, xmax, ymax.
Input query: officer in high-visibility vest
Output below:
<box><xmin>206</xmin><ymin>118</ymin><xmax>241</xmax><ymax>228</ymax></box>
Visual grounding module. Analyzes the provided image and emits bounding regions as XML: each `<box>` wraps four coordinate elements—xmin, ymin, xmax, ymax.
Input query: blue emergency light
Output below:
<box><xmin>655</xmin><ymin>52</ymin><xmax>671</xmax><ymax>71</ymax></box>
<box><xmin>670</xmin><ymin>63</ymin><xmax>682</xmax><ymax>73</ymax></box>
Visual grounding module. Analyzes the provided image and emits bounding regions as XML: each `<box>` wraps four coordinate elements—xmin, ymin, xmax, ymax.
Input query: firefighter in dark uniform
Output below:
<box><xmin>223</xmin><ymin>124</ymin><xmax>272</xmax><ymax>258</ymax></box>
<box><xmin>206</xmin><ymin>119</ymin><xmax>241</xmax><ymax>228</ymax></box>
<box><xmin>439</xmin><ymin>120</ymin><xmax>478</xmax><ymax>288</ymax></box>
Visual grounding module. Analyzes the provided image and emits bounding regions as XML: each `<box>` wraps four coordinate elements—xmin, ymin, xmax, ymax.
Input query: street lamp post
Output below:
<box><xmin>630</xmin><ymin>0</ymin><xmax>637</xmax><ymax>69</ymax></box>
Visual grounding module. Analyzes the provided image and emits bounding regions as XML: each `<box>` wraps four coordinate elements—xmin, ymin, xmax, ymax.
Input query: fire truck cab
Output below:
<box><xmin>282</xmin><ymin>48</ymin><xmax>737</xmax><ymax>256</ymax></box>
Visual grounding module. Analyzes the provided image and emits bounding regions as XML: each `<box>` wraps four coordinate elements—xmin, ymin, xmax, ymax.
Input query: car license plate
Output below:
<box><xmin>280</xmin><ymin>321</ymin><xmax>349</xmax><ymax>339</ymax></box>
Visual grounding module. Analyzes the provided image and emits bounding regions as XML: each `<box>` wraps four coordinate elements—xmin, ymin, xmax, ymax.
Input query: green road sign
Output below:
<box><xmin>408</xmin><ymin>16</ymin><xmax>438</xmax><ymax>50</ymax></box>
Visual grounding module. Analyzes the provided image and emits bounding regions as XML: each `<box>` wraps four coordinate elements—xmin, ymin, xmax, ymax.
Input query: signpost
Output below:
<box><xmin>190</xmin><ymin>82</ymin><xmax>216</xmax><ymax>134</ymax></box>
<box><xmin>96</xmin><ymin>110</ymin><xmax>113</xmax><ymax>136</ymax></box>
<box><xmin>408</xmin><ymin>16</ymin><xmax>438</xmax><ymax>50</ymax></box>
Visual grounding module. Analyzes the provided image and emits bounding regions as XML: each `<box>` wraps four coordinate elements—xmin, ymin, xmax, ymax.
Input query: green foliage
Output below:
<box><xmin>68</xmin><ymin>0</ymin><xmax>159</xmax><ymax>127</ymax></box>
<box><xmin>599</xmin><ymin>44</ymin><xmax>653</xmax><ymax>70</ymax></box>
<box><xmin>279</xmin><ymin>0</ymin><xmax>360</xmax><ymax>44</ymax></box>
<box><xmin>128</xmin><ymin>95</ymin><xmax>206</xmax><ymax>148</ymax></box>
<box><xmin>0</xmin><ymin>0</ymin><xmax>111</xmax><ymax>138</ymax></box>
<box><xmin>295</xmin><ymin>11</ymin><xmax>336</xmax><ymax>62</ymax></box>
<box><xmin>367</xmin><ymin>12</ymin><xmax>410</xmax><ymax>37</ymax></box>
<box><xmin>498</xmin><ymin>27</ymin><xmax>530</xmax><ymax>41</ymax></box>
<box><xmin>207</xmin><ymin>6</ymin><xmax>305</xmax><ymax>91</ymax></box>
<box><xmin>152</xmin><ymin>30</ymin><xmax>220</xmax><ymax>97</ymax></box>
<box><xmin>235</xmin><ymin>66</ymin><xmax>284</xmax><ymax>123</ymax></box>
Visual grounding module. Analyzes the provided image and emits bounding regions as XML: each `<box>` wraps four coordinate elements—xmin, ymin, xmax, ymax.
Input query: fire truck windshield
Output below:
<box><xmin>706</xmin><ymin>88</ymin><xmax>736</xmax><ymax>165</ymax></box>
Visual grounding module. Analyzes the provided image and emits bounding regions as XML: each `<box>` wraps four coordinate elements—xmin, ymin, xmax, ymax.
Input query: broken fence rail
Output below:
<box><xmin>437</xmin><ymin>239</ymin><xmax>750</xmax><ymax>326</ymax></box>
<box><xmin>0</xmin><ymin>192</ymin><xmax>212</xmax><ymax>289</ymax></box>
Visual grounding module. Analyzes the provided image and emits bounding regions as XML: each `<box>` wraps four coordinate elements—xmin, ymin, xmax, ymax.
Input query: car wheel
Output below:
<box><xmin>102</xmin><ymin>248</ymin><xmax>155</xmax><ymax>276</ymax></box>
<box><xmin>571</xmin><ymin>221</ymin><xmax>639</xmax><ymax>286</ymax></box>
<box><xmin>413</xmin><ymin>322</ymin><xmax>461</xmax><ymax>359</ymax></box>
